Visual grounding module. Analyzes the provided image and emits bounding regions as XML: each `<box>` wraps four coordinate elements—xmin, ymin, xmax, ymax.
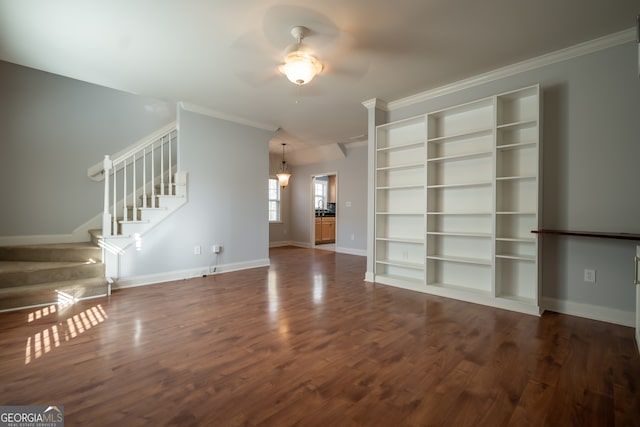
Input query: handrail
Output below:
<box><xmin>88</xmin><ymin>121</ymin><xmax>177</xmax><ymax>181</ymax></box>
<box><xmin>101</xmin><ymin>124</ymin><xmax>178</xmax><ymax>237</ymax></box>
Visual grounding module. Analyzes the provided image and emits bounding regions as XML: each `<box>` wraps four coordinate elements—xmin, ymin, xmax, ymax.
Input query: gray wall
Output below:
<box><xmin>386</xmin><ymin>41</ymin><xmax>640</xmax><ymax>315</ymax></box>
<box><xmin>1</xmin><ymin>60</ymin><xmax>273</xmax><ymax>280</ymax></box>
<box><xmin>119</xmin><ymin>107</ymin><xmax>272</xmax><ymax>279</ymax></box>
<box><xmin>286</xmin><ymin>144</ymin><xmax>368</xmax><ymax>255</ymax></box>
<box><xmin>0</xmin><ymin>60</ymin><xmax>175</xmax><ymax>236</ymax></box>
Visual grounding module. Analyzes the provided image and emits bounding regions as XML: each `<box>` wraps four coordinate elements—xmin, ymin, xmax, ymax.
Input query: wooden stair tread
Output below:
<box><xmin>0</xmin><ymin>242</ymin><xmax>102</xmax><ymax>263</ymax></box>
<box><xmin>0</xmin><ymin>277</ymin><xmax>109</xmax><ymax>311</ymax></box>
<box><xmin>0</xmin><ymin>239</ymin><xmax>108</xmax><ymax>311</ymax></box>
<box><xmin>0</xmin><ymin>242</ymin><xmax>97</xmax><ymax>250</ymax></box>
<box><xmin>0</xmin><ymin>276</ymin><xmax>108</xmax><ymax>296</ymax></box>
<box><xmin>0</xmin><ymin>260</ymin><xmax>95</xmax><ymax>274</ymax></box>
<box><xmin>0</xmin><ymin>262</ymin><xmax>104</xmax><ymax>289</ymax></box>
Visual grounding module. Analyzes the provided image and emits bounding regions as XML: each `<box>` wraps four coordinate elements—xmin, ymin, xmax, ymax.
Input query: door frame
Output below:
<box><xmin>310</xmin><ymin>172</ymin><xmax>338</xmax><ymax>248</ymax></box>
<box><xmin>635</xmin><ymin>245</ymin><xmax>639</xmax><ymax>354</ymax></box>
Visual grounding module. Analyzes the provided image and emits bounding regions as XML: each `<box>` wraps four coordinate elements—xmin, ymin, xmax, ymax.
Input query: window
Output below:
<box><xmin>314</xmin><ymin>178</ymin><xmax>327</xmax><ymax>209</ymax></box>
<box><xmin>268</xmin><ymin>178</ymin><xmax>280</xmax><ymax>222</ymax></box>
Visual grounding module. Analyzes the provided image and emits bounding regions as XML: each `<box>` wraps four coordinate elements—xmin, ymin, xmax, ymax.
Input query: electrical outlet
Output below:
<box><xmin>194</xmin><ymin>245</ymin><xmax>201</xmax><ymax>255</ymax></box>
<box><xmin>213</xmin><ymin>245</ymin><xmax>223</xmax><ymax>254</ymax></box>
<box><xmin>584</xmin><ymin>269</ymin><xmax>596</xmax><ymax>283</ymax></box>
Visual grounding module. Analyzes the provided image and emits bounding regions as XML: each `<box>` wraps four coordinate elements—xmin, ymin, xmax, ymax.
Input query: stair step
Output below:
<box><xmin>137</xmin><ymin>206</ymin><xmax>168</xmax><ymax>211</ymax></box>
<box><xmin>97</xmin><ymin>171</ymin><xmax>187</xmax><ymax>251</ymax></box>
<box><xmin>118</xmin><ymin>219</ymin><xmax>149</xmax><ymax>225</ymax></box>
<box><xmin>0</xmin><ymin>261</ymin><xmax>104</xmax><ymax>289</ymax></box>
<box><xmin>0</xmin><ymin>243</ymin><xmax>102</xmax><ymax>263</ymax></box>
<box><xmin>0</xmin><ymin>277</ymin><xmax>109</xmax><ymax>311</ymax></box>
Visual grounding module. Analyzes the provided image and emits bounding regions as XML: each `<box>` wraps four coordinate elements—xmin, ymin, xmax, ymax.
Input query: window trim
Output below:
<box><xmin>268</xmin><ymin>178</ymin><xmax>281</xmax><ymax>223</ymax></box>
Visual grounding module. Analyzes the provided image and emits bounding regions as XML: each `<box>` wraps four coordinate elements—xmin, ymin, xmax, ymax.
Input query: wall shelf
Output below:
<box><xmin>427</xmin><ymin>127</ymin><xmax>493</xmax><ymax>143</ymax></box>
<box><xmin>531</xmin><ymin>230</ymin><xmax>640</xmax><ymax>241</ymax></box>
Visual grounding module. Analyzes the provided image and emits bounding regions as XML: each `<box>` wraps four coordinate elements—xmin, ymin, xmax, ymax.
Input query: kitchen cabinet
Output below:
<box><xmin>315</xmin><ymin>216</ymin><xmax>335</xmax><ymax>244</ymax></box>
<box><xmin>315</xmin><ymin>218</ymin><xmax>322</xmax><ymax>242</ymax></box>
<box><xmin>328</xmin><ymin>175</ymin><xmax>337</xmax><ymax>203</ymax></box>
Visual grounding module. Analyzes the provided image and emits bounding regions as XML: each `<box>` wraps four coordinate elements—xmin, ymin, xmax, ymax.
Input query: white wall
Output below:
<box><xmin>0</xmin><ymin>61</ymin><xmax>175</xmax><ymax>238</ymax></box>
<box><xmin>285</xmin><ymin>143</ymin><xmax>367</xmax><ymax>255</ymax></box>
<box><xmin>118</xmin><ymin>107</ymin><xmax>273</xmax><ymax>281</ymax></box>
<box><xmin>383</xmin><ymin>40</ymin><xmax>640</xmax><ymax>323</ymax></box>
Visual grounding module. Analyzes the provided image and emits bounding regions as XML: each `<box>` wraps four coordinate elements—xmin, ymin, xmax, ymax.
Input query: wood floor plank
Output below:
<box><xmin>0</xmin><ymin>246</ymin><xmax>639</xmax><ymax>426</ymax></box>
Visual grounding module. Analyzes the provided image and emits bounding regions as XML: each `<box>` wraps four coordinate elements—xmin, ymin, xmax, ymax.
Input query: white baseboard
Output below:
<box><xmin>290</xmin><ymin>241</ymin><xmax>313</xmax><ymax>248</ymax></box>
<box><xmin>269</xmin><ymin>240</ymin><xmax>312</xmax><ymax>248</ymax></box>
<box><xmin>541</xmin><ymin>297</ymin><xmax>635</xmax><ymax>327</ymax></box>
<box><xmin>269</xmin><ymin>240</ymin><xmax>295</xmax><ymax>248</ymax></box>
<box><xmin>269</xmin><ymin>240</ymin><xmax>366</xmax><ymax>256</ymax></box>
<box><xmin>335</xmin><ymin>246</ymin><xmax>366</xmax><ymax>257</ymax></box>
<box><xmin>114</xmin><ymin>258</ymin><xmax>270</xmax><ymax>289</ymax></box>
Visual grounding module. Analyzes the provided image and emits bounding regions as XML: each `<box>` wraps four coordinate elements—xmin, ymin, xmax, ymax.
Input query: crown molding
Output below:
<box><xmin>388</xmin><ymin>27</ymin><xmax>636</xmax><ymax>111</ymax></box>
<box><xmin>179</xmin><ymin>102</ymin><xmax>279</xmax><ymax>132</ymax></box>
<box><xmin>361</xmin><ymin>98</ymin><xmax>388</xmax><ymax>111</ymax></box>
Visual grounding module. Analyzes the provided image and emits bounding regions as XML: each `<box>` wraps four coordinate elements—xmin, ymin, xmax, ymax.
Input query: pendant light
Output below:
<box><xmin>276</xmin><ymin>143</ymin><xmax>291</xmax><ymax>188</ymax></box>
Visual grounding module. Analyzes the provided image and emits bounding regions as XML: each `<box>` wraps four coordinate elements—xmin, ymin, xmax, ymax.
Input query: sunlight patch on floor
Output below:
<box><xmin>27</xmin><ymin>305</ymin><xmax>57</xmax><ymax>322</ymax></box>
<box><xmin>24</xmin><ymin>304</ymin><xmax>108</xmax><ymax>365</ymax></box>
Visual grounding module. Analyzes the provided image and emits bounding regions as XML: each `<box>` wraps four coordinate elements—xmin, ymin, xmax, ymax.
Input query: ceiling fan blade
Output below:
<box><xmin>230</xmin><ymin>30</ymin><xmax>283</xmax><ymax>87</ymax></box>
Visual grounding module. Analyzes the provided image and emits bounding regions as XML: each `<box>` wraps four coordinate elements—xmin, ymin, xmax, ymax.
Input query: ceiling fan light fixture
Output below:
<box><xmin>280</xmin><ymin>51</ymin><xmax>323</xmax><ymax>85</ymax></box>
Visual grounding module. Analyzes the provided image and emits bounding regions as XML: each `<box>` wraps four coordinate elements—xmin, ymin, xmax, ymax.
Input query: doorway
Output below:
<box><xmin>312</xmin><ymin>174</ymin><xmax>337</xmax><ymax>251</ymax></box>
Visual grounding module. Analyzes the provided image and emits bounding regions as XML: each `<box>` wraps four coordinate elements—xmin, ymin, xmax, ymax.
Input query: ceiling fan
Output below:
<box><xmin>278</xmin><ymin>26</ymin><xmax>323</xmax><ymax>86</ymax></box>
<box><xmin>231</xmin><ymin>8</ymin><xmax>369</xmax><ymax>91</ymax></box>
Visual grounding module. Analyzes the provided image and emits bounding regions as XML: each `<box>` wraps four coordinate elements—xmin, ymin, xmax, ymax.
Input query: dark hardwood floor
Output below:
<box><xmin>1</xmin><ymin>246</ymin><xmax>639</xmax><ymax>426</ymax></box>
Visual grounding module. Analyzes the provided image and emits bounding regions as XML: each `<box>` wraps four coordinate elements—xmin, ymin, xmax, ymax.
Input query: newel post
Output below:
<box><xmin>102</xmin><ymin>155</ymin><xmax>113</xmax><ymax>237</ymax></box>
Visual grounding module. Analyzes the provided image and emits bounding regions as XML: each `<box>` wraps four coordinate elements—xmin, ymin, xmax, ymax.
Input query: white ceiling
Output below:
<box><xmin>0</xmin><ymin>1</ymin><xmax>637</xmax><ymax>159</ymax></box>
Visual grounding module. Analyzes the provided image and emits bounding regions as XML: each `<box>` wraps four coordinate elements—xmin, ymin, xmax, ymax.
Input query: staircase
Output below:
<box><xmin>93</xmin><ymin>122</ymin><xmax>187</xmax><ymax>278</ymax></box>
<box><xmin>0</xmin><ymin>123</ymin><xmax>188</xmax><ymax>311</ymax></box>
<box><xmin>0</xmin><ymin>240</ymin><xmax>109</xmax><ymax>311</ymax></box>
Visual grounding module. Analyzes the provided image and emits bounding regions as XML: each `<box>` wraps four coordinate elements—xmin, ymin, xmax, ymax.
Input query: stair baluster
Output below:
<box><xmin>112</xmin><ymin>165</ymin><xmax>117</xmax><ymax>235</ymax></box>
<box><xmin>142</xmin><ymin>147</ymin><xmax>147</xmax><ymax>209</ymax></box>
<box><xmin>151</xmin><ymin>142</ymin><xmax>156</xmax><ymax>208</ymax></box>
<box><xmin>132</xmin><ymin>152</ymin><xmax>137</xmax><ymax>221</ymax></box>
<box><xmin>122</xmin><ymin>160</ymin><xmax>128</xmax><ymax>223</ymax></box>
<box><xmin>160</xmin><ymin>135</ymin><xmax>165</xmax><ymax>196</ymax></box>
<box><xmin>101</xmin><ymin>125</ymin><xmax>179</xmax><ymax>239</ymax></box>
<box><xmin>102</xmin><ymin>155</ymin><xmax>112</xmax><ymax>237</ymax></box>
<box><xmin>168</xmin><ymin>134</ymin><xmax>173</xmax><ymax>194</ymax></box>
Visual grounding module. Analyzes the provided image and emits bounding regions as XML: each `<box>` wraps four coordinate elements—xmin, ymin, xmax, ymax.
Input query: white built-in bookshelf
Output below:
<box><xmin>374</xmin><ymin>85</ymin><xmax>541</xmax><ymax>315</ymax></box>
<box><xmin>375</xmin><ymin>117</ymin><xmax>426</xmax><ymax>285</ymax></box>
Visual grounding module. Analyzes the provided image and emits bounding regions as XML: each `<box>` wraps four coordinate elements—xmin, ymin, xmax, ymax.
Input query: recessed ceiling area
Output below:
<box><xmin>0</xmin><ymin>1</ymin><xmax>636</xmax><ymax>161</ymax></box>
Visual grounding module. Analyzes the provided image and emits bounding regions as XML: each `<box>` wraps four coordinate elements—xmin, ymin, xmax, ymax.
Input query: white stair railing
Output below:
<box><xmin>101</xmin><ymin>125</ymin><xmax>178</xmax><ymax>237</ymax></box>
